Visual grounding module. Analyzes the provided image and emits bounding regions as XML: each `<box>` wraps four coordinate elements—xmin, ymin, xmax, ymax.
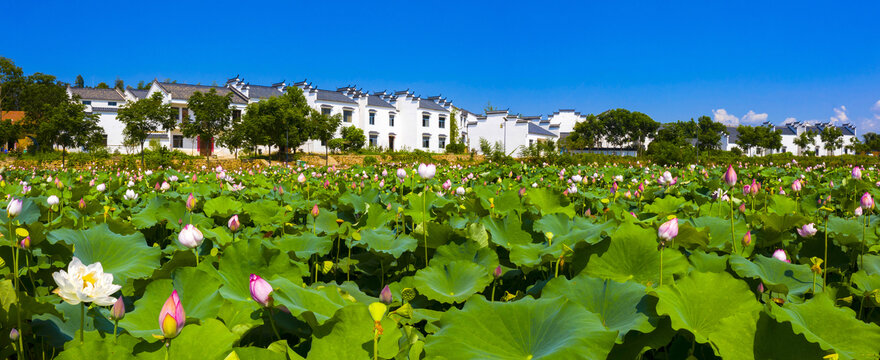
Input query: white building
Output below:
<box><xmin>465</xmin><ymin>110</ymin><xmax>557</xmax><ymax>155</ymax></box>
<box><xmin>721</xmin><ymin>122</ymin><xmax>857</xmax><ymax>156</ymax></box>
<box><xmin>67</xmin><ymin>87</ymin><xmax>126</xmax><ymax>152</ymax></box>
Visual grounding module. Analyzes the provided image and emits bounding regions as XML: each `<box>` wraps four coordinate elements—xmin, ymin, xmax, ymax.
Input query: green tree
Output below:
<box><xmin>117</xmin><ymin>92</ymin><xmax>177</xmax><ymax>166</ymax></box>
<box><xmin>0</xmin><ymin>119</ymin><xmax>22</xmax><ymax>151</ymax></box>
<box><xmin>25</xmin><ymin>96</ymin><xmax>103</xmax><ymax>166</ymax></box>
<box><xmin>114</xmin><ymin>78</ymin><xmax>124</xmax><ymax>90</ymax></box>
<box><xmin>340</xmin><ymin>125</ymin><xmax>365</xmax><ymax>152</ymax></box>
<box><xmin>182</xmin><ymin>88</ymin><xmax>233</xmax><ymax>161</ymax></box>
<box><xmin>696</xmin><ymin>115</ymin><xmax>727</xmax><ymax>151</ymax></box>
<box><xmin>0</xmin><ymin>57</ymin><xmax>26</xmax><ymax>111</ymax></box>
<box><xmin>819</xmin><ymin>126</ymin><xmax>843</xmax><ymax>156</ymax></box>
<box><xmin>96</xmin><ymin>82</ymin><xmax>110</xmax><ymax>89</ymax></box>
<box><xmin>755</xmin><ymin>126</ymin><xmax>782</xmax><ymax>154</ymax></box>
<box><xmin>137</xmin><ymin>81</ymin><xmax>149</xmax><ymax>90</ymax></box>
<box><xmin>596</xmin><ymin>109</ymin><xmax>658</xmax><ymax>154</ymax></box>
<box><xmin>564</xmin><ymin>113</ymin><xmax>603</xmax><ymax>150</ymax></box>
<box><xmin>793</xmin><ymin>130</ymin><xmax>817</xmax><ymax>155</ymax></box>
<box><xmin>734</xmin><ymin>125</ymin><xmax>761</xmax><ymax>156</ymax></box>
<box><xmin>863</xmin><ymin>132</ymin><xmax>880</xmax><ymax>152</ymax></box>
<box><xmin>75</xmin><ymin>75</ymin><xmax>84</xmax><ymax>88</ymax></box>
<box><xmin>239</xmin><ymin>87</ymin><xmax>312</xmax><ymax>160</ymax></box>
<box><xmin>308</xmin><ymin>109</ymin><xmax>342</xmax><ymax>165</ymax></box>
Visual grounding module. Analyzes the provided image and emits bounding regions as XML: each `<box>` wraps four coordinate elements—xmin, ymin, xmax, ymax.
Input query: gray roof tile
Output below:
<box><xmin>69</xmin><ymin>87</ymin><xmax>124</xmax><ymax>101</ymax></box>
<box><xmin>246</xmin><ymin>85</ymin><xmax>283</xmax><ymax>100</ymax></box>
<box><xmin>157</xmin><ymin>83</ymin><xmax>248</xmax><ymax>104</ymax></box>
<box><xmin>127</xmin><ymin>88</ymin><xmax>150</xmax><ymax>100</ymax></box>
<box><xmin>419</xmin><ymin>99</ymin><xmax>448</xmax><ymax>112</ymax></box>
<box><xmin>367</xmin><ymin>95</ymin><xmax>395</xmax><ymax>108</ymax></box>
<box><xmin>316</xmin><ymin>89</ymin><xmax>357</xmax><ymax>104</ymax></box>
<box><xmin>528</xmin><ymin>123</ymin><xmax>557</xmax><ymax>137</ymax></box>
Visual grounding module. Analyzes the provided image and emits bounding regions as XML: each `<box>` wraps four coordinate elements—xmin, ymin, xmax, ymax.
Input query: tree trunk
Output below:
<box><xmin>141</xmin><ymin>144</ymin><xmax>145</xmax><ymax>168</ymax></box>
<box><xmin>325</xmin><ymin>146</ymin><xmax>329</xmax><ymax>167</ymax></box>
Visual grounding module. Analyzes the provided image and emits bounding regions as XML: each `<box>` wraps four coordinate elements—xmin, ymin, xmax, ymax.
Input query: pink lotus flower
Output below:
<box><xmin>861</xmin><ymin>192</ymin><xmax>874</xmax><ymax>210</ymax></box>
<box><xmin>185</xmin><ymin>193</ymin><xmax>196</xmax><ymax>211</ymax></box>
<box><xmin>311</xmin><ymin>204</ymin><xmax>320</xmax><ymax>217</ymax></box>
<box><xmin>249</xmin><ymin>274</ymin><xmax>273</xmax><ymax>307</ymax></box>
<box><xmin>379</xmin><ymin>285</ymin><xmax>392</xmax><ymax>305</ymax></box>
<box><xmin>723</xmin><ymin>165</ymin><xmax>737</xmax><ymax>186</ymax></box>
<box><xmin>855</xmin><ymin>206</ymin><xmax>863</xmax><ymax>216</ymax></box>
<box><xmin>110</xmin><ymin>296</ymin><xmax>126</xmax><ymax>321</ymax></box>
<box><xmin>742</xmin><ymin>231</ymin><xmax>752</xmax><ymax>247</ymax></box>
<box><xmin>158</xmin><ymin>290</ymin><xmax>186</xmax><ymax>339</ymax></box>
<box><xmin>178</xmin><ymin>224</ymin><xmax>204</xmax><ymax>248</ymax></box>
<box><xmin>772</xmin><ymin>249</ymin><xmax>790</xmax><ymax>263</ymax></box>
<box><xmin>658</xmin><ymin>218</ymin><xmax>679</xmax><ymax>241</ymax></box>
<box><xmin>852</xmin><ymin>166</ymin><xmax>862</xmax><ymax>180</ymax></box>
<box><xmin>228</xmin><ymin>215</ymin><xmax>240</xmax><ymax>232</ymax></box>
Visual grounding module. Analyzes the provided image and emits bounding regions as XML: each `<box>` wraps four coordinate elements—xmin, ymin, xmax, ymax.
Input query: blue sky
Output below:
<box><xmin>4</xmin><ymin>1</ymin><xmax>880</xmax><ymax>133</ymax></box>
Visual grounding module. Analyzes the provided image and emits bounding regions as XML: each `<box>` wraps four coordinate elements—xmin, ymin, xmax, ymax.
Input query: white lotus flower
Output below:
<box><xmin>47</xmin><ymin>195</ymin><xmax>60</xmax><ymax>206</ymax></box>
<box><xmin>96</xmin><ymin>183</ymin><xmax>106</xmax><ymax>192</ymax></box>
<box><xmin>52</xmin><ymin>257</ymin><xmax>121</xmax><ymax>306</ymax></box>
<box><xmin>124</xmin><ymin>189</ymin><xmax>138</xmax><ymax>201</ymax></box>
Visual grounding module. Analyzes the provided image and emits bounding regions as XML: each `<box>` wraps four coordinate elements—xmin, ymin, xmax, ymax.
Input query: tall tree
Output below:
<box><xmin>308</xmin><ymin>108</ymin><xmax>342</xmax><ymax>165</ymax></box>
<box><xmin>75</xmin><ymin>75</ymin><xmax>84</xmax><ymax>88</ymax></box>
<box><xmin>0</xmin><ymin>57</ymin><xmax>26</xmax><ymax>111</ymax></box>
<box><xmin>117</xmin><ymin>92</ymin><xmax>177</xmax><ymax>166</ymax></box>
<box><xmin>96</xmin><ymin>82</ymin><xmax>110</xmax><ymax>89</ymax></box>
<box><xmin>564</xmin><ymin>113</ymin><xmax>603</xmax><ymax>150</ymax></box>
<box><xmin>819</xmin><ymin>126</ymin><xmax>843</xmax><ymax>156</ymax></box>
<box><xmin>0</xmin><ymin>119</ymin><xmax>22</xmax><ymax>151</ymax></box>
<box><xmin>182</xmin><ymin>88</ymin><xmax>233</xmax><ymax>161</ymax></box>
<box><xmin>735</xmin><ymin>125</ymin><xmax>760</xmax><ymax>156</ymax></box>
<box><xmin>696</xmin><ymin>115</ymin><xmax>727</xmax><ymax>151</ymax></box>
<box><xmin>793</xmin><ymin>130</ymin><xmax>817</xmax><ymax>155</ymax></box>
<box><xmin>863</xmin><ymin>132</ymin><xmax>880</xmax><ymax>152</ymax></box>
<box><xmin>137</xmin><ymin>81</ymin><xmax>149</xmax><ymax>90</ymax></box>
<box><xmin>340</xmin><ymin>125</ymin><xmax>365</xmax><ymax>152</ymax></box>
<box><xmin>238</xmin><ymin>87</ymin><xmax>312</xmax><ymax>160</ymax></box>
<box><xmin>114</xmin><ymin>78</ymin><xmax>124</xmax><ymax>90</ymax></box>
<box><xmin>596</xmin><ymin>109</ymin><xmax>658</xmax><ymax>154</ymax></box>
<box><xmin>22</xmin><ymin>95</ymin><xmax>103</xmax><ymax>166</ymax></box>
<box><xmin>755</xmin><ymin>126</ymin><xmax>782</xmax><ymax>154</ymax></box>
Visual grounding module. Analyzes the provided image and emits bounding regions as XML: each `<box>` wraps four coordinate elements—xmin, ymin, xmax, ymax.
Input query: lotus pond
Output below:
<box><xmin>1</xmin><ymin>161</ymin><xmax>880</xmax><ymax>359</ymax></box>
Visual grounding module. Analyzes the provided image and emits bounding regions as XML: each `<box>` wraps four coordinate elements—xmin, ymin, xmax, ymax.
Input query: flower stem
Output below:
<box><xmin>729</xmin><ymin>200</ymin><xmax>738</xmax><ymax>254</ymax></box>
<box><xmin>373</xmin><ymin>328</ymin><xmax>379</xmax><ymax>360</ymax></box>
<box><xmin>824</xmin><ymin>217</ymin><xmax>829</xmax><ymax>288</ymax></box>
<box><xmin>114</xmin><ymin>320</ymin><xmax>119</xmax><ymax>343</ymax></box>
<box><xmin>491</xmin><ymin>281</ymin><xmax>496</xmax><ymax>302</ymax></box>
<box><xmin>423</xmin><ymin>190</ymin><xmax>428</xmax><ymax>268</ymax></box>
<box><xmin>80</xmin><ymin>302</ymin><xmax>85</xmax><ymax>344</ymax></box>
<box><xmin>860</xmin><ymin>213</ymin><xmax>868</xmax><ymax>270</ymax></box>
<box><xmin>193</xmin><ymin>248</ymin><xmax>199</xmax><ymax>267</ymax></box>
<box><xmin>268</xmin><ymin>308</ymin><xmax>281</xmax><ymax>341</ymax></box>
<box><xmin>659</xmin><ymin>248</ymin><xmax>664</xmax><ymax>287</ymax></box>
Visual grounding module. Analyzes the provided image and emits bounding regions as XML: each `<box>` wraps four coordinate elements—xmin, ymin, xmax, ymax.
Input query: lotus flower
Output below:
<box><xmin>852</xmin><ymin>166</ymin><xmax>862</xmax><ymax>180</ymax></box>
<box><xmin>178</xmin><ymin>224</ymin><xmax>204</xmax><ymax>248</ymax></box>
<box><xmin>379</xmin><ymin>285</ymin><xmax>392</xmax><ymax>305</ymax></box>
<box><xmin>6</xmin><ymin>198</ymin><xmax>22</xmax><ymax>218</ymax></box>
<box><xmin>249</xmin><ymin>274</ymin><xmax>273</xmax><ymax>307</ymax></box>
<box><xmin>110</xmin><ymin>296</ymin><xmax>126</xmax><ymax>321</ymax></box>
<box><xmin>52</xmin><ymin>257</ymin><xmax>121</xmax><ymax>306</ymax></box>
<box><xmin>160</xmin><ymin>182</ymin><xmax>170</xmax><ymax>191</ymax></box>
<box><xmin>493</xmin><ymin>265</ymin><xmax>503</xmax><ymax>279</ymax></box>
<box><xmin>78</xmin><ymin>198</ymin><xmax>86</xmax><ymax>209</ymax></box>
<box><xmin>442</xmin><ymin>179</ymin><xmax>452</xmax><ymax>191</ymax></box>
<box><xmin>297</xmin><ymin>173</ymin><xmax>306</xmax><ymax>183</ymax></box>
<box><xmin>855</xmin><ymin>206</ymin><xmax>863</xmax><ymax>216</ymax></box>
<box><xmin>47</xmin><ymin>195</ymin><xmax>59</xmax><ymax>206</ymax></box>
<box><xmin>396</xmin><ymin>168</ymin><xmax>407</xmax><ymax>179</ymax></box>
<box><xmin>742</xmin><ymin>231</ymin><xmax>752</xmax><ymax>247</ymax></box>
<box><xmin>158</xmin><ymin>290</ymin><xmax>186</xmax><ymax>339</ymax></box>
<box><xmin>311</xmin><ymin>204</ymin><xmax>320</xmax><ymax>217</ymax></box>
<box><xmin>658</xmin><ymin>218</ymin><xmax>679</xmax><ymax>241</ymax></box>
<box><xmin>9</xmin><ymin>328</ymin><xmax>18</xmax><ymax>342</ymax></box>
<box><xmin>124</xmin><ymin>189</ymin><xmax>138</xmax><ymax>201</ymax></box>
<box><xmin>723</xmin><ymin>165</ymin><xmax>737</xmax><ymax>186</ymax></box>
<box><xmin>228</xmin><ymin>215</ymin><xmax>240</xmax><ymax>232</ymax></box>
<box><xmin>772</xmin><ymin>249</ymin><xmax>790</xmax><ymax>263</ymax></box>
<box><xmin>861</xmin><ymin>192</ymin><xmax>874</xmax><ymax>210</ymax></box>
<box><xmin>571</xmin><ymin>175</ymin><xmax>583</xmax><ymax>183</ymax></box>
<box><xmin>791</xmin><ymin>179</ymin><xmax>802</xmax><ymax>192</ymax></box>
<box><xmin>96</xmin><ymin>183</ymin><xmax>106</xmax><ymax>192</ymax></box>
<box><xmin>418</xmin><ymin>163</ymin><xmax>436</xmax><ymax>180</ymax></box>
<box><xmin>186</xmin><ymin>193</ymin><xmax>197</xmax><ymax>211</ymax></box>
<box><xmin>455</xmin><ymin>186</ymin><xmax>465</xmax><ymax>196</ymax></box>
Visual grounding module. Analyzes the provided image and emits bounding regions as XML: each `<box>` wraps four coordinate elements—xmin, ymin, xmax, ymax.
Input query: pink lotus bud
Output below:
<box><xmin>297</xmin><ymin>173</ymin><xmax>306</xmax><ymax>183</ymax></box>
<box><xmin>379</xmin><ymin>285</ymin><xmax>392</xmax><ymax>305</ymax></box>
<box><xmin>110</xmin><ymin>296</ymin><xmax>126</xmax><ymax>321</ymax></box>
<box><xmin>418</xmin><ymin>163</ymin><xmax>436</xmax><ymax>180</ymax></box>
<box><xmin>791</xmin><ymin>179</ymin><xmax>802</xmax><ymax>192</ymax></box>
<box><xmin>493</xmin><ymin>265</ymin><xmax>503</xmax><ymax>279</ymax></box>
<box><xmin>311</xmin><ymin>204</ymin><xmax>320</xmax><ymax>218</ymax></box>
<box><xmin>855</xmin><ymin>206</ymin><xmax>863</xmax><ymax>216</ymax></box>
<box><xmin>396</xmin><ymin>168</ymin><xmax>407</xmax><ymax>179</ymax></box>
<box><xmin>177</xmin><ymin>224</ymin><xmax>204</xmax><ymax>248</ymax></box>
<box><xmin>78</xmin><ymin>198</ymin><xmax>86</xmax><ymax>209</ymax></box>
<box><xmin>723</xmin><ymin>165</ymin><xmax>737</xmax><ymax>186</ymax></box>
<box><xmin>750</xmin><ymin>179</ymin><xmax>759</xmax><ymax>195</ymax></box>
<box><xmin>658</xmin><ymin>218</ymin><xmax>679</xmax><ymax>241</ymax></box>
<box><xmin>861</xmin><ymin>192</ymin><xmax>874</xmax><ymax>210</ymax></box>
<box><xmin>249</xmin><ymin>274</ymin><xmax>273</xmax><ymax>307</ymax></box>
<box><xmin>19</xmin><ymin>236</ymin><xmax>30</xmax><ymax>249</ymax></box>
<box><xmin>228</xmin><ymin>215</ymin><xmax>240</xmax><ymax>232</ymax></box>
<box><xmin>757</xmin><ymin>283</ymin><xmax>765</xmax><ymax>293</ymax></box>
<box><xmin>739</xmin><ymin>203</ymin><xmax>746</xmax><ymax>212</ymax></box>
<box><xmin>852</xmin><ymin>166</ymin><xmax>862</xmax><ymax>180</ymax></box>
<box><xmin>743</xmin><ymin>185</ymin><xmax>751</xmax><ymax>196</ymax></box>
<box><xmin>158</xmin><ymin>290</ymin><xmax>185</xmax><ymax>339</ymax></box>
<box><xmin>742</xmin><ymin>231</ymin><xmax>752</xmax><ymax>247</ymax></box>
<box><xmin>186</xmin><ymin>193</ymin><xmax>196</xmax><ymax>211</ymax></box>
<box><xmin>772</xmin><ymin>249</ymin><xmax>790</xmax><ymax>263</ymax></box>
<box><xmin>6</xmin><ymin>198</ymin><xmax>22</xmax><ymax>218</ymax></box>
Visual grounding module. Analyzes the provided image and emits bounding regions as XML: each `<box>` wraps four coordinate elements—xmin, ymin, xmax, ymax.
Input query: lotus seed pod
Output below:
<box><xmin>401</xmin><ymin>288</ymin><xmax>416</xmax><ymax>302</ymax></box>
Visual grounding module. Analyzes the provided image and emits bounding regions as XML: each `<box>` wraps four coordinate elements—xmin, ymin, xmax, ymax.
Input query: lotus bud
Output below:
<box><xmin>493</xmin><ymin>265</ymin><xmax>503</xmax><ymax>279</ymax></box>
<box><xmin>797</xmin><ymin>223</ymin><xmax>817</xmax><ymax>237</ymax></box>
<box><xmin>160</xmin><ymin>182</ymin><xmax>170</xmax><ymax>191</ymax></box>
<box><xmin>739</xmin><ymin>203</ymin><xmax>746</xmax><ymax>212</ymax></box>
<box><xmin>110</xmin><ymin>296</ymin><xmax>126</xmax><ymax>321</ymax></box>
<box><xmin>379</xmin><ymin>285</ymin><xmax>392</xmax><ymax>305</ymax></box>
<box><xmin>186</xmin><ymin>193</ymin><xmax>197</xmax><ymax>211</ymax></box>
<box><xmin>19</xmin><ymin>236</ymin><xmax>30</xmax><ymax>249</ymax></box>
<box><xmin>177</xmin><ymin>224</ymin><xmax>204</xmax><ymax>248</ymax></box>
<box><xmin>78</xmin><ymin>198</ymin><xmax>86</xmax><ymax>210</ymax></box>
<box><xmin>249</xmin><ymin>274</ymin><xmax>273</xmax><ymax>307</ymax></box>
<box><xmin>311</xmin><ymin>204</ymin><xmax>320</xmax><ymax>218</ymax></box>
<box><xmin>772</xmin><ymin>249</ymin><xmax>790</xmax><ymax>263</ymax></box>
<box><xmin>96</xmin><ymin>183</ymin><xmax>106</xmax><ymax>192</ymax></box>
<box><xmin>852</xmin><ymin>166</ymin><xmax>862</xmax><ymax>180</ymax></box>
<box><xmin>6</xmin><ymin>198</ymin><xmax>22</xmax><ymax>218</ymax></box>
<box><xmin>658</xmin><ymin>218</ymin><xmax>679</xmax><ymax>241</ymax></box>
<box><xmin>750</xmin><ymin>179</ymin><xmax>759</xmax><ymax>195</ymax></box>
<box><xmin>9</xmin><ymin>328</ymin><xmax>18</xmax><ymax>342</ymax></box>
<box><xmin>368</xmin><ymin>302</ymin><xmax>387</xmax><ymax>322</ymax></box>
<box><xmin>396</xmin><ymin>168</ymin><xmax>406</xmax><ymax>179</ymax></box>
<box><xmin>743</xmin><ymin>185</ymin><xmax>751</xmax><ymax>196</ymax></box>
<box><xmin>855</xmin><ymin>206</ymin><xmax>864</xmax><ymax>216</ymax></box>
<box><xmin>742</xmin><ymin>231</ymin><xmax>751</xmax><ymax>247</ymax></box>
<box><xmin>297</xmin><ymin>173</ymin><xmax>306</xmax><ymax>183</ymax></box>
<box><xmin>228</xmin><ymin>215</ymin><xmax>240</xmax><ymax>232</ymax></box>
<box><xmin>47</xmin><ymin>195</ymin><xmax>59</xmax><ymax>207</ymax></box>
<box><xmin>158</xmin><ymin>290</ymin><xmax>186</xmax><ymax>339</ymax></box>
<box><xmin>723</xmin><ymin>165</ymin><xmax>737</xmax><ymax>186</ymax></box>
<box><xmin>861</xmin><ymin>192</ymin><xmax>874</xmax><ymax>210</ymax></box>
<box><xmin>757</xmin><ymin>283</ymin><xmax>765</xmax><ymax>293</ymax></box>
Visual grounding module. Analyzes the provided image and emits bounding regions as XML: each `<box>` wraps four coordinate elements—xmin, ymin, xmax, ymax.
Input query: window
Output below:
<box><xmin>182</xmin><ymin>108</ymin><xmax>189</xmax><ymax>121</ymax></box>
<box><xmin>422</xmin><ymin>114</ymin><xmax>430</xmax><ymax>127</ymax></box>
<box><xmin>173</xmin><ymin>135</ymin><xmax>184</xmax><ymax>148</ymax></box>
<box><xmin>321</xmin><ymin>107</ymin><xmax>332</xmax><ymax>116</ymax></box>
<box><xmin>232</xmin><ymin>110</ymin><xmax>242</xmax><ymax>121</ymax></box>
<box><xmin>438</xmin><ymin>137</ymin><xmax>446</xmax><ymax>148</ymax></box>
<box><xmin>369</xmin><ymin>112</ymin><xmax>375</xmax><ymax>125</ymax></box>
<box><xmin>369</xmin><ymin>134</ymin><xmax>378</xmax><ymax>147</ymax></box>
<box><xmin>422</xmin><ymin>135</ymin><xmax>430</xmax><ymax>148</ymax></box>
<box><xmin>343</xmin><ymin>110</ymin><xmax>352</xmax><ymax>123</ymax></box>
<box><xmin>439</xmin><ymin>116</ymin><xmax>446</xmax><ymax>128</ymax></box>
<box><xmin>101</xmin><ymin>135</ymin><xmax>108</xmax><ymax>147</ymax></box>
<box><xmin>529</xmin><ymin>139</ymin><xmax>534</xmax><ymax>146</ymax></box>
<box><xmin>108</xmin><ymin>101</ymin><xmax>117</xmax><ymax>106</ymax></box>
<box><xmin>82</xmin><ymin>100</ymin><xmax>92</xmax><ymax>105</ymax></box>
<box><xmin>389</xmin><ymin>114</ymin><xmax>395</xmax><ymax>127</ymax></box>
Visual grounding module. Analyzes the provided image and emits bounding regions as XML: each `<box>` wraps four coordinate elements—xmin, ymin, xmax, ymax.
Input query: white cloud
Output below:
<box><xmin>712</xmin><ymin>109</ymin><xmax>739</xmax><ymax>126</ymax></box>
<box><xmin>741</xmin><ymin>110</ymin><xmax>768</xmax><ymax>124</ymax></box>
<box><xmin>872</xmin><ymin>100</ymin><xmax>880</xmax><ymax>113</ymax></box>
<box><xmin>782</xmin><ymin>117</ymin><xmax>797</xmax><ymax>124</ymax></box>
<box><xmin>830</xmin><ymin>105</ymin><xmax>848</xmax><ymax>124</ymax></box>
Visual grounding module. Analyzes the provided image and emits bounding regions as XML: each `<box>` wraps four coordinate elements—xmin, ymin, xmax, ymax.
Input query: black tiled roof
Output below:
<box><xmin>157</xmin><ymin>83</ymin><xmax>248</xmax><ymax>104</ymax></box>
<box><xmin>69</xmin><ymin>87</ymin><xmax>124</xmax><ymax>101</ymax></box>
<box><xmin>90</xmin><ymin>107</ymin><xmax>118</xmax><ymax>113</ymax></box>
<box><xmin>367</xmin><ymin>95</ymin><xmax>395</xmax><ymax>108</ymax></box>
<box><xmin>316</xmin><ymin>90</ymin><xmax>357</xmax><ymax>104</ymax></box>
<box><xmin>726</xmin><ymin>126</ymin><xmax>740</xmax><ymax>142</ymax></box>
<box><xmin>127</xmin><ymin>88</ymin><xmax>150</xmax><ymax>100</ymax></box>
<box><xmin>246</xmin><ymin>85</ymin><xmax>283</xmax><ymax>100</ymax></box>
<box><xmin>528</xmin><ymin>123</ymin><xmax>557</xmax><ymax>137</ymax></box>
<box><xmin>419</xmin><ymin>99</ymin><xmax>448</xmax><ymax>112</ymax></box>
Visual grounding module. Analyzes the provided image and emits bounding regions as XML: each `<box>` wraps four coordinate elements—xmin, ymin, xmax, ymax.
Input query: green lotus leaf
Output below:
<box><xmin>828</xmin><ymin>216</ymin><xmax>878</xmax><ymax>247</ymax></box>
<box><xmin>47</xmin><ymin>224</ymin><xmax>160</xmax><ymax>284</ymax></box>
<box><xmin>768</xmin><ymin>194</ymin><xmax>798</xmax><ymax>215</ymax></box>
<box><xmin>481</xmin><ymin>215</ymin><xmax>531</xmax><ymax>249</ymax></box>
<box><xmin>360</xmin><ymin>227</ymin><xmax>418</xmax><ymax>258</ymax></box>
<box><xmin>465</xmin><ymin>222</ymin><xmax>489</xmax><ymax>248</ymax></box>
<box><xmin>861</xmin><ymin>254</ymin><xmax>880</xmax><ymax>275</ymax></box>
<box><xmin>652</xmin><ymin>271</ymin><xmax>762</xmax><ymax>359</ymax></box>
<box><xmin>643</xmin><ymin>196</ymin><xmax>690</xmax><ymax>216</ymax></box>
<box><xmin>306</xmin><ymin>304</ymin><xmax>401</xmax><ymax>360</ymax></box>
<box><xmin>163</xmin><ymin>319</ymin><xmax>237</xmax><ymax>360</ymax></box>
<box><xmin>768</xmin><ymin>293</ymin><xmax>880</xmax><ymax>360</ymax></box>
<box><xmin>230</xmin><ymin>347</ymin><xmax>288</xmax><ymax>360</ymax></box>
<box><xmin>202</xmin><ymin>195</ymin><xmax>242</xmax><ymax>218</ymax></box>
<box><xmin>533</xmin><ymin>213</ymin><xmax>614</xmax><ymax>246</ymax></box>
<box><xmin>729</xmin><ymin>255</ymin><xmax>821</xmax><ymax>297</ymax></box>
<box><xmin>216</xmin><ymin>238</ymin><xmax>303</xmax><ymax>304</ymax></box>
<box><xmin>687</xmin><ymin>251</ymin><xmax>728</xmax><ymax>273</ymax></box>
<box><xmin>276</xmin><ymin>232</ymin><xmax>333</xmax><ymax>259</ymax></box>
<box><xmin>413</xmin><ymin>260</ymin><xmax>493</xmax><ymax>303</ymax></box>
<box><xmin>753</xmin><ymin>311</ymin><xmax>827</xmax><ymax>359</ymax></box>
<box><xmin>131</xmin><ymin>197</ymin><xmax>186</xmax><ymax>229</ymax></box>
<box><xmin>851</xmin><ymin>271</ymin><xmax>880</xmax><ymax>295</ymax></box>
<box><xmin>312</xmin><ymin>207</ymin><xmax>340</xmax><ymax>235</ymax></box>
<box><xmin>243</xmin><ymin>199</ymin><xmax>288</xmax><ymax>228</ymax></box>
<box><xmin>269</xmin><ymin>277</ymin><xmax>357</xmax><ymax>327</ymax></box>
<box><xmin>542</xmin><ymin>274</ymin><xmax>657</xmax><ymax>342</ymax></box>
<box><xmin>606</xmin><ymin>318</ymin><xmax>676</xmax><ymax>360</ymax></box>
<box><xmin>432</xmin><ymin>240</ymin><xmax>499</xmax><ymax>269</ymax></box>
<box><xmin>55</xmin><ymin>331</ymin><xmax>140</xmax><ymax>360</ymax></box>
<box><xmin>584</xmin><ymin>222</ymin><xmax>688</xmax><ymax>286</ymax></box>
<box><xmin>425</xmin><ymin>296</ymin><xmax>617</xmax><ymax>359</ymax></box>
<box><xmin>688</xmin><ymin>216</ymin><xmax>749</xmax><ymax>251</ymax></box>
<box><xmin>526</xmin><ymin>187</ymin><xmax>575</xmax><ymax>217</ymax></box>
